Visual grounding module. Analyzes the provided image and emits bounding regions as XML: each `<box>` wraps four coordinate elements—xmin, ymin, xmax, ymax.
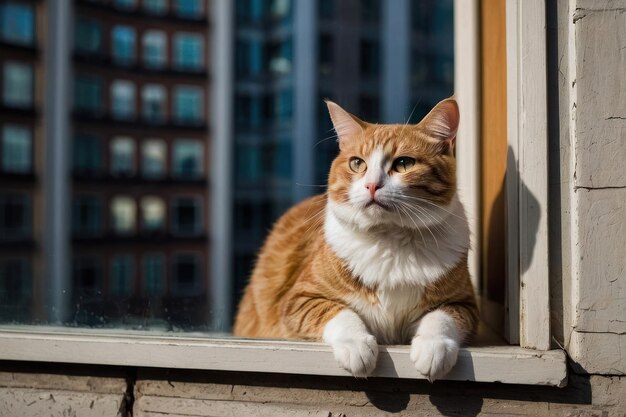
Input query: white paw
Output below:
<box><xmin>410</xmin><ymin>334</ymin><xmax>459</xmax><ymax>382</ymax></box>
<box><xmin>330</xmin><ymin>334</ymin><xmax>378</xmax><ymax>378</ymax></box>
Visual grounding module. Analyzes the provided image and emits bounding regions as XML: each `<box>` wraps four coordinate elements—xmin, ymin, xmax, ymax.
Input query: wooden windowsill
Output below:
<box><xmin>0</xmin><ymin>326</ymin><xmax>567</xmax><ymax>387</ymax></box>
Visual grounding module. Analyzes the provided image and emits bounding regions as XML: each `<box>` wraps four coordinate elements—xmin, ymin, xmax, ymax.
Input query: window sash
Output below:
<box><xmin>1</xmin><ymin>125</ymin><xmax>32</xmax><ymax>173</ymax></box>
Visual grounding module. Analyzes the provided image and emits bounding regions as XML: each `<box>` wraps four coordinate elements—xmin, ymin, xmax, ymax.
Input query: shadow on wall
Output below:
<box><xmin>483</xmin><ymin>147</ymin><xmax>541</xmax><ymax>318</ymax></box>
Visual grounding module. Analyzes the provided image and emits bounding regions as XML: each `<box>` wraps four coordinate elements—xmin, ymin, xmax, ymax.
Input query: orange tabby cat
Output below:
<box><xmin>234</xmin><ymin>98</ymin><xmax>478</xmax><ymax>381</ymax></box>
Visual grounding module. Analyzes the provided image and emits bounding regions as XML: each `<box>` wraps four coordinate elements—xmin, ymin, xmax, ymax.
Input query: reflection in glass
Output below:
<box><xmin>111</xmin><ymin>196</ymin><xmax>136</xmax><ymax>234</ymax></box>
<box><xmin>1</xmin><ymin>125</ymin><xmax>32</xmax><ymax>173</ymax></box>
<box><xmin>112</xmin><ymin>25</ymin><xmax>136</xmax><ymax>65</ymax></box>
<box><xmin>0</xmin><ymin>1</ymin><xmax>454</xmax><ymax>332</ymax></box>
<box><xmin>141</xmin><ymin>196</ymin><xmax>166</xmax><ymax>231</ymax></box>
<box><xmin>141</xmin><ymin>139</ymin><xmax>166</xmax><ymax>178</ymax></box>
<box><xmin>3</xmin><ymin>62</ymin><xmax>33</xmax><ymax>109</ymax></box>
<box><xmin>143</xmin><ymin>31</ymin><xmax>167</xmax><ymax>69</ymax></box>
<box><xmin>0</xmin><ymin>3</ymin><xmax>35</xmax><ymax>46</ymax></box>
<box><xmin>111</xmin><ymin>136</ymin><xmax>136</xmax><ymax>176</ymax></box>
<box><xmin>173</xmin><ymin>140</ymin><xmax>203</xmax><ymax>178</ymax></box>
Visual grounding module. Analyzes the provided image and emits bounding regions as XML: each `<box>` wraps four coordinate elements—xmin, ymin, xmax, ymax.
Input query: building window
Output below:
<box><xmin>318</xmin><ymin>35</ymin><xmax>333</xmax><ymax>75</ymax></box>
<box><xmin>143</xmin><ymin>254</ymin><xmax>165</xmax><ymax>296</ymax></box>
<box><xmin>144</xmin><ymin>0</ymin><xmax>167</xmax><ymax>15</ymax></box>
<box><xmin>73</xmin><ymin>135</ymin><xmax>103</xmax><ymax>175</ymax></box>
<box><xmin>74</xmin><ymin>76</ymin><xmax>102</xmax><ymax>115</ymax></box>
<box><xmin>1</xmin><ymin>125</ymin><xmax>31</xmax><ymax>174</ymax></box>
<box><xmin>173</xmin><ymin>86</ymin><xmax>203</xmax><ymax>125</ymax></box>
<box><xmin>112</xmin><ymin>25</ymin><xmax>136</xmax><ymax>65</ymax></box>
<box><xmin>359</xmin><ymin>95</ymin><xmax>380</xmax><ymax>122</ymax></box>
<box><xmin>111</xmin><ymin>80</ymin><xmax>136</xmax><ymax>120</ymax></box>
<box><xmin>172</xmin><ymin>254</ymin><xmax>200</xmax><ymax>296</ymax></box>
<box><xmin>0</xmin><ymin>3</ymin><xmax>34</xmax><ymax>46</ymax></box>
<box><xmin>73</xmin><ymin>257</ymin><xmax>102</xmax><ymax>297</ymax></box>
<box><xmin>113</xmin><ymin>0</ymin><xmax>137</xmax><ymax>11</ymax></box>
<box><xmin>173</xmin><ymin>33</ymin><xmax>203</xmax><ymax>70</ymax></box>
<box><xmin>173</xmin><ymin>140</ymin><xmax>203</xmax><ymax>178</ymax></box>
<box><xmin>270</xmin><ymin>0</ymin><xmax>290</xmax><ymax>20</ymax></box>
<box><xmin>2</xmin><ymin>62</ymin><xmax>33</xmax><ymax>109</ymax></box>
<box><xmin>75</xmin><ymin>18</ymin><xmax>102</xmax><ymax>54</ymax></box>
<box><xmin>141</xmin><ymin>196</ymin><xmax>165</xmax><ymax>231</ymax></box>
<box><xmin>360</xmin><ymin>0</ymin><xmax>380</xmax><ymax>23</ymax></box>
<box><xmin>171</xmin><ymin>197</ymin><xmax>201</xmax><ymax>235</ymax></box>
<box><xmin>72</xmin><ymin>196</ymin><xmax>103</xmax><ymax>236</ymax></box>
<box><xmin>141</xmin><ymin>139</ymin><xmax>166</xmax><ymax>178</ymax></box>
<box><xmin>173</xmin><ymin>0</ymin><xmax>203</xmax><ymax>18</ymax></box>
<box><xmin>111</xmin><ymin>196</ymin><xmax>136</xmax><ymax>234</ymax></box>
<box><xmin>0</xmin><ymin>259</ymin><xmax>31</xmax><ymax>305</ymax></box>
<box><xmin>319</xmin><ymin>0</ymin><xmax>334</xmax><ymax>19</ymax></box>
<box><xmin>110</xmin><ymin>255</ymin><xmax>134</xmax><ymax>297</ymax></box>
<box><xmin>274</xmin><ymin>89</ymin><xmax>293</xmax><ymax>121</ymax></box>
<box><xmin>143</xmin><ymin>30</ymin><xmax>167</xmax><ymax>69</ymax></box>
<box><xmin>360</xmin><ymin>39</ymin><xmax>380</xmax><ymax>77</ymax></box>
<box><xmin>110</xmin><ymin>136</ymin><xmax>136</xmax><ymax>176</ymax></box>
<box><xmin>235</xmin><ymin>144</ymin><xmax>262</xmax><ymax>183</ymax></box>
<box><xmin>142</xmin><ymin>84</ymin><xmax>167</xmax><ymax>123</ymax></box>
<box><xmin>0</xmin><ymin>193</ymin><xmax>31</xmax><ymax>241</ymax></box>
<box><xmin>268</xmin><ymin>40</ymin><xmax>292</xmax><ymax>74</ymax></box>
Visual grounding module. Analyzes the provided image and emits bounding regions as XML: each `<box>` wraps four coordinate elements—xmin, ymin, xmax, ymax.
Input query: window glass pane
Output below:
<box><xmin>72</xmin><ymin>196</ymin><xmax>103</xmax><ymax>236</ymax></box>
<box><xmin>0</xmin><ymin>4</ymin><xmax>34</xmax><ymax>45</ymax></box>
<box><xmin>173</xmin><ymin>140</ymin><xmax>203</xmax><ymax>178</ymax></box>
<box><xmin>173</xmin><ymin>33</ymin><xmax>203</xmax><ymax>70</ymax></box>
<box><xmin>143</xmin><ymin>31</ymin><xmax>167</xmax><ymax>69</ymax></box>
<box><xmin>112</xmin><ymin>25</ymin><xmax>136</xmax><ymax>65</ymax></box>
<box><xmin>111</xmin><ymin>255</ymin><xmax>134</xmax><ymax>296</ymax></box>
<box><xmin>141</xmin><ymin>196</ymin><xmax>165</xmax><ymax>231</ymax></box>
<box><xmin>73</xmin><ymin>257</ymin><xmax>102</xmax><ymax>300</ymax></box>
<box><xmin>143</xmin><ymin>254</ymin><xmax>165</xmax><ymax>296</ymax></box>
<box><xmin>72</xmin><ymin>135</ymin><xmax>103</xmax><ymax>174</ymax></box>
<box><xmin>172</xmin><ymin>254</ymin><xmax>199</xmax><ymax>295</ymax></box>
<box><xmin>141</xmin><ymin>139</ymin><xmax>166</xmax><ymax>178</ymax></box>
<box><xmin>173</xmin><ymin>0</ymin><xmax>202</xmax><ymax>18</ymax></box>
<box><xmin>74</xmin><ymin>76</ymin><xmax>102</xmax><ymax>114</ymax></box>
<box><xmin>171</xmin><ymin>197</ymin><xmax>200</xmax><ymax>235</ymax></box>
<box><xmin>0</xmin><ymin>260</ymin><xmax>32</xmax><ymax>308</ymax></box>
<box><xmin>144</xmin><ymin>0</ymin><xmax>167</xmax><ymax>15</ymax></box>
<box><xmin>3</xmin><ymin>62</ymin><xmax>33</xmax><ymax>108</ymax></box>
<box><xmin>0</xmin><ymin>193</ymin><xmax>31</xmax><ymax>241</ymax></box>
<box><xmin>111</xmin><ymin>196</ymin><xmax>136</xmax><ymax>234</ymax></box>
<box><xmin>75</xmin><ymin>18</ymin><xmax>102</xmax><ymax>54</ymax></box>
<box><xmin>110</xmin><ymin>136</ymin><xmax>136</xmax><ymax>175</ymax></box>
<box><xmin>113</xmin><ymin>0</ymin><xmax>137</xmax><ymax>10</ymax></box>
<box><xmin>1</xmin><ymin>125</ymin><xmax>32</xmax><ymax>173</ymax></box>
<box><xmin>111</xmin><ymin>80</ymin><xmax>136</xmax><ymax>120</ymax></box>
<box><xmin>142</xmin><ymin>84</ymin><xmax>167</xmax><ymax>122</ymax></box>
<box><xmin>173</xmin><ymin>86</ymin><xmax>203</xmax><ymax>124</ymax></box>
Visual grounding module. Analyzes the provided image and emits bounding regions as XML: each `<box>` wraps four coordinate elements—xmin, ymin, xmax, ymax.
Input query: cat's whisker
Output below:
<box><xmin>397</xmin><ymin>203</ymin><xmax>427</xmax><ymax>246</ymax></box>
<box><xmin>394</xmin><ymin>194</ymin><xmax>466</xmax><ymax>220</ymax></box>
<box><xmin>396</xmin><ymin>201</ymin><xmax>439</xmax><ymax>248</ymax></box>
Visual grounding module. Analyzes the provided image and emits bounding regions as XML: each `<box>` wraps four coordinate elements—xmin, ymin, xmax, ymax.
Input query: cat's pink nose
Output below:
<box><xmin>365</xmin><ymin>182</ymin><xmax>382</xmax><ymax>198</ymax></box>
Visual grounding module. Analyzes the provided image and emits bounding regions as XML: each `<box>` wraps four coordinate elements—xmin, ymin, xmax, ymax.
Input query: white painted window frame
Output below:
<box><xmin>457</xmin><ymin>0</ymin><xmax>550</xmax><ymax>349</ymax></box>
<box><xmin>0</xmin><ymin>0</ymin><xmax>558</xmax><ymax>385</ymax></box>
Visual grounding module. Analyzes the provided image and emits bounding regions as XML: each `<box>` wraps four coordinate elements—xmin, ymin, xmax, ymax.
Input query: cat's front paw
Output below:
<box><xmin>329</xmin><ymin>334</ymin><xmax>378</xmax><ymax>378</ymax></box>
<box><xmin>410</xmin><ymin>335</ymin><xmax>459</xmax><ymax>382</ymax></box>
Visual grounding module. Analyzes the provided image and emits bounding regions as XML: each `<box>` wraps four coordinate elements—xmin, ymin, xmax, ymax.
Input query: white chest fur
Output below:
<box><xmin>323</xmin><ymin>195</ymin><xmax>470</xmax><ymax>344</ymax></box>
<box><xmin>349</xmin><ymin>286</ymin><xmax>424</xmax><ymax>344</ymax></box>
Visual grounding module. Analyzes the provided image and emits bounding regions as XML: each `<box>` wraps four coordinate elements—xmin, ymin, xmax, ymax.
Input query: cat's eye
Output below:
<box><xmin>349</xmin><ymin>157</ymin><xmax>367</xmax><ymax>173</ymax></box>
<box><xmin>392</xmin><ymin>157</ymin><xmax>416</xmax><ymax>173</ymax></box>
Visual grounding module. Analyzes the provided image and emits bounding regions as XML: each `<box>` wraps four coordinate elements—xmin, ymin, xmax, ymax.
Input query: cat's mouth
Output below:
<box><xmin>364</xmin><ymin>199</ymin><xmax>392</xmax><ymax>211</ymax></box>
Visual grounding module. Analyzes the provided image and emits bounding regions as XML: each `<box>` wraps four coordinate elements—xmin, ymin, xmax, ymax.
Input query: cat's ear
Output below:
<box><xmin>420</xmin><ymin>98</ymin><xmax>459</xmax><ymax>151</ymax></box>
<box><xmin>326</xmin><ymin>100</ymin><xmax>367</xmax><ymax>148</ymax></box>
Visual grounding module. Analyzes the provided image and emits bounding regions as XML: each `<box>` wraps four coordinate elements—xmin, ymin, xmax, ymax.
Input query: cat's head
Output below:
<box><xmin>326</xmin><ymin>98</ymin><xmax>459</xmax><ymax>230</ymax></box>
